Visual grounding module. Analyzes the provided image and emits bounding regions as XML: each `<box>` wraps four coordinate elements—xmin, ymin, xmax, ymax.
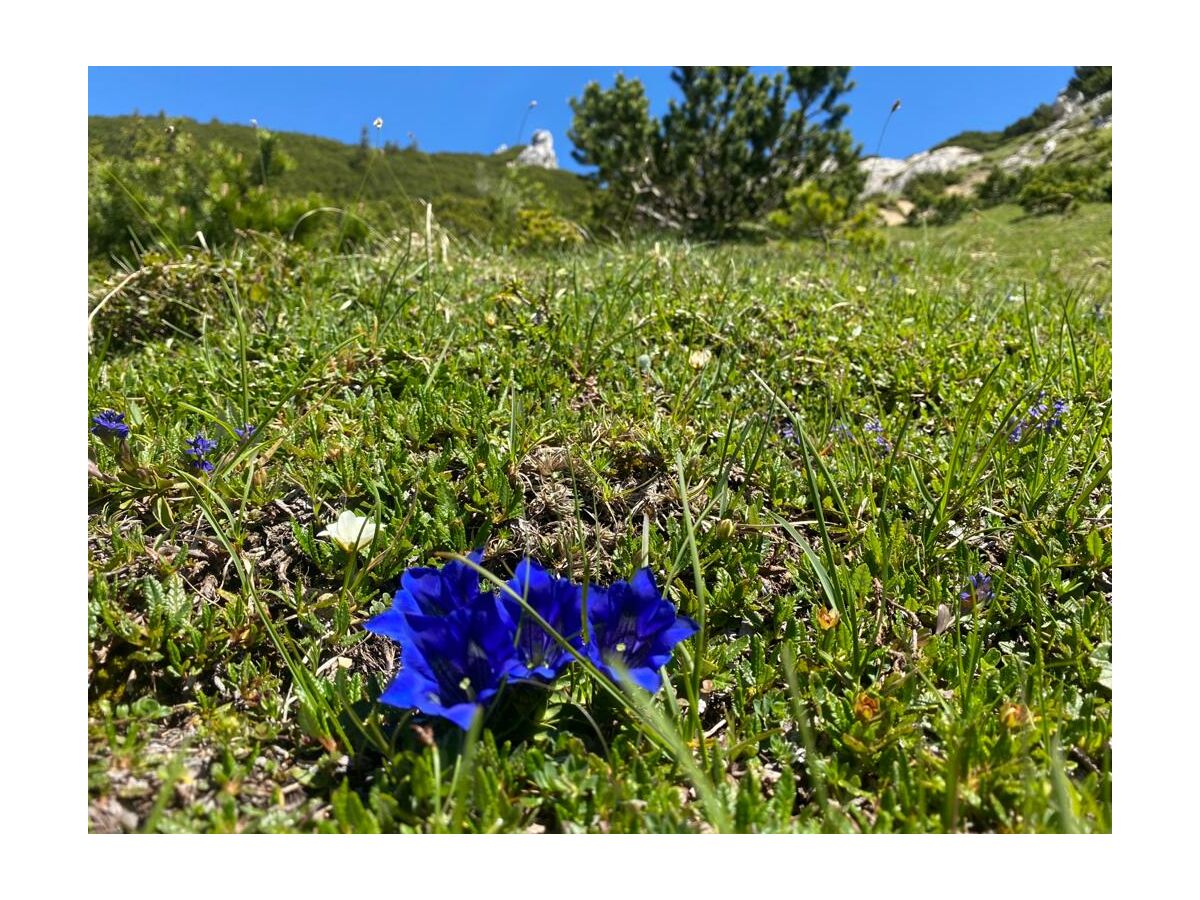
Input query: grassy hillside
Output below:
<box><xmin>87</xmin><ymin>114</ymin><xmax>595</xmax><ymax>259</ymax></box>
<box><xmin>89</xmin><ymin>115</ymin><xmax>593</xmax><ymax>213</ymax></box>
<box><xmin>88</xmin><ymin>206</ymin><xmax>1111</xmax><ymax>833</ymax></box>
<box><xmin>933</xmin><ymin>67</ymin><xmax>1111</xmax><ymax>156</ymax></box>
<box><xmin>891</xmin><ymin>203</ymin><xmax>1112</xmax><ymax>281</ymax></box>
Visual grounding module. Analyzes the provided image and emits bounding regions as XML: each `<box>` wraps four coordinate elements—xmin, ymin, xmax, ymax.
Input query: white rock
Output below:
<box><xmin>514</xmin><ymin>130</ymin><xmax>558</xmax><ymax>169</ymax></box>
<box><xmin>860</xmin><ymin>146</ymin><xmax>982</xmax><ymax>196</ymax></box>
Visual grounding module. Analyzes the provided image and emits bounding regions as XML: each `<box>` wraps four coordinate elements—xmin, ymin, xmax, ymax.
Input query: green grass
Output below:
<box><xmin>88</xmin><ymin>204</ymin><xmax>1112</xmax><ymax>833</ymax></box>
<box><xmin>892</xmin><ymin>203</ymin><xmax>1112</xmax><ymax>283</ymax></box>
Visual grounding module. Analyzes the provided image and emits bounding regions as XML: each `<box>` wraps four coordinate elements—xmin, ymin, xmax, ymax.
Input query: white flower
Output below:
<box><xmin>318</xmin><ymin>510</ymin><xmax>379</xmax><ymax>553</ymax></box>
<box><xmin>373</xmin><ymin>117</ymin><xmax>384</xmax><ymax>129</ymax></box>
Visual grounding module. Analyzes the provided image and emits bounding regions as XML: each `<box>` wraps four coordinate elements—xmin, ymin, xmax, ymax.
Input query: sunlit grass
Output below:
<box><xmin>88</xmin><ymin>207</ymin><xmax>1112</xmax><ymax>833</ymax></box>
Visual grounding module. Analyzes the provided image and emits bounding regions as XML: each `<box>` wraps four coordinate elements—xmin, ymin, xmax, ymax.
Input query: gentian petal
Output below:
<box><xmin>502</xmin><ymin>558</ymin><xmax>583</xmax><ymax>680</ymax></box>
<box><xmin>363</xmin><ymin>606</ymin><xmax>412</xmax><ymax>644</ymax></box>
<box><xmin>623</xmin><ymin>666</ymin><xmax>664</xmax><ymax>693</ymax></box>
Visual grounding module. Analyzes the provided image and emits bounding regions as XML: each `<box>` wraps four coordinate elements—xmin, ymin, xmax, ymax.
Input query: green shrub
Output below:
<box><xmin>1017</xmin><ymin>161</ymin><xmax>1111</xmax><ymax>216</ymax></box>
<box><xmin>768</xmin><ymin>183</ymin><xmax>884</xmax><ymax>251</ymax></box>
<box><xmin>924</xmin><ymin>194</ymin><xmax>973</xmax><ymax>226</ymax></box>
<box><xmin>842</xmin><ymin>206</ymin><xmax>887</xmax><ymax>253</ymax></box>
<box><xmin>932</xmin><ymin>130</ymin><xmax>1008</xmax><ymax>154</ymax></box>
<box><xmin>1068</xmin><ymin>66</ymin><xmax>1112</xmax><ymax>101</ymax></box>
<box><xmin>1003</xmin><ymin>103</ymin><xmax>1059</xmax><ymax>141</ymax></box>
<box><xmin>902</xmin><ymin>170</ymin><xmax>962</xmax><ymax>210</ymax></box>
<box><xmin>767</xmin><ymin>182</ymin><xmax>849</xmax><ymax>242</ymax></box>
<box><xmin>977</xmin><ymin>167</ymin><xmax>1031</xmax><ymax>207</ymax></box>
<box><xmin>89</xmin><ymin>119</ymin><xmax>354</xmax><ymax>263</ymax></box>
<box><xmin>445</xmin><ymin>165</ymin><xmax>590</xmax><ymax>250</ymax></box>
<box><xmin>88</xmin><ymin>114</ymin><xmax>596</xmax><ymax>258</ymax></box>
<box><xmin>512</xmin><ymin>208</ymin><xmax>585</xmax><ymax>250</ymax></box>
<box><xmin>570</xmin><ymin>67</ymin><xmax>862</xmax><ymax>238</ymax></box>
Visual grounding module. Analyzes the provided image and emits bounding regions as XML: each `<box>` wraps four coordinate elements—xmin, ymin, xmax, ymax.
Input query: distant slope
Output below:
<box><xmin>88</xmin><ymin>114</ymin><xmax>594</xmax><ymax>229</ymax></box>
<box><xmin>863</xmin><ymin>91</ymin><xmax>1111</xmax><ymax>198</ymax></box>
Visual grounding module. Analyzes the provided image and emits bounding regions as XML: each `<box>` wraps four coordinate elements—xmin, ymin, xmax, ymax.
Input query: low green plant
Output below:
<box><xmin>768</xmin><ymin>183</ymin><xmax>885</xmax><ymax>251</ymax></box>
<box><xmin>925</xmin><ymin>193</ymin><xmax>974</xmax><ymax>226</ymax></box>
<box><xmin>88</xmin><ymin>119</ymin><xmax>357</xmax><ymax>264</ymax></box>
<box><xmin>512</xmin><ymin>208</ymin><xmax>585</xmax><ymax>250</ymax></box>
<box><xmin>977</xmin><ymin>167</ymin><xmax>1030</xmax><ymax>207</ymax></box>
<box><xmin>1018</xmin><ymin>162</ymin><xmax>1111</xmax><ymax>216</ymax></box>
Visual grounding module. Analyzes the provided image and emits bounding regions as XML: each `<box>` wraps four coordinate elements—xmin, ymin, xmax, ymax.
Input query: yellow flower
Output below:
<box><xmin>815</xmin><ymin>606</ymin><xmax>841</xmax><ymax>630</ymax></box>
<box><xmin>999</xmin><ymin>702</ymin><xmax>1029</xmax><ymax>729</ymax></box>
<box><xmin>853</xmin><ymin>691</ymin><xmax>880</xmax><ymax>722</ymax></box>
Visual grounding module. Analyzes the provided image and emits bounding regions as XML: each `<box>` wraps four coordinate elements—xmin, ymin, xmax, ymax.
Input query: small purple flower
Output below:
<box><xmin>234</xmin><ymin>423</ymin><xmax>256</xmax><ymax>440</ymax></box>
<box><xmin>829</xmin><ymin>422</ymin><xmax>853</xmax><ymax>442</ymax></box>
<box><xmin>959</xmin><ymin>573</ymin><xmax>994</xmax><ymax>608</ymax></box>
<box><xmin>186</xmin><ymin>434</ymin><xmax>218</xmax><ymax>457</ymax></box>
<box><xmin>864</xmin><ymin>419</ymin><xmax>891</xmax><ymax>454</ymax></box>
<box><xmin>1008</xmin><ymin>394</ymin><xmax>1069</xmax><ymax>444</ymax></box>
<box><xmin>185</xmin><ymin>433</ymin><xmax>217</xmax><ymax>474</ymax></box>
<box><xmin>781</xmin><ymin>422</ymin><xmax>796</xmax><ymax>442</ymax></box>
<box><xmin>91</xmin><ymin>409</ymin><xmax>130</xmax><ymax>441</ymax></box>
<box><xmin>1041</xmin><ymin>398</ymin><xmax>1069</xmax><ymax>434</ymax></box>
<box><xmin>1027</xmin><ymin>391</ymin><xmax>1048</xmax><ymax>421</ymax></box>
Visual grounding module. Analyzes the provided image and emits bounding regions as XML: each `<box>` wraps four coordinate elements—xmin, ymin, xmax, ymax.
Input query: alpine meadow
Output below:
<box><xmin>88</xmin><ymin>66</ymin><xmax>1112</xmax><ymax>834</ymax></box>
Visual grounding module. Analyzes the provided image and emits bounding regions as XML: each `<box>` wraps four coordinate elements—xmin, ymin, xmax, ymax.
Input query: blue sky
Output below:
<box><xmin>88</xmin><ymin>67</ymin><xmax>1074</xmax><ymax>170</ymax></box>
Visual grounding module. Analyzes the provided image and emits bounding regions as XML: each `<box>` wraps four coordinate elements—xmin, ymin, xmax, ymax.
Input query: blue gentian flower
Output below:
<box><xmin>234</xmin><ymin>423</ymin><xmax>256</xmax><ymax>440</ymax></box>
<box><xmin>366</xmin><ymin>553</ymin><xmax>518</xmax><ymax>730</ymax></box>
<box><xmin>366</xmin><ymin>554</ymin><xmax>699</xmax><ymax>729</ymax></box>
<box><xmin>959</xmin><ymin>573</ymin><xmax>994</xmax><ymax>608</ymax></box>
<box><xmin>374</xmin><ymin>600</ymin><xmax>519</xmax><ymax>731</ymax></box>
<box><xmin>580</xmin><ymin>568</ymin><xmax>698</xmax><ymax>693</ymax></box>
<box><xmin>390</xmin><ymin>550</ymin><xmax>486</xmax><ymax>620</ymax></box>
<box><xmin>501</xmin><ymin>559</ymin><xmax>583</xmax><ymax>680</ymax></box>
<box><xmin>91</xmin><ymin>409</ymin><xmax>130</xmax><ymax>441</ymax></box>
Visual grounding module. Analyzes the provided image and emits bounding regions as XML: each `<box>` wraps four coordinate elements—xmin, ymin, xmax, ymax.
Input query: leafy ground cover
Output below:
<box><xmin>87</xmin><ymin>205</ymin><xmax>1112</xmax><ymax>832</ymax></box>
